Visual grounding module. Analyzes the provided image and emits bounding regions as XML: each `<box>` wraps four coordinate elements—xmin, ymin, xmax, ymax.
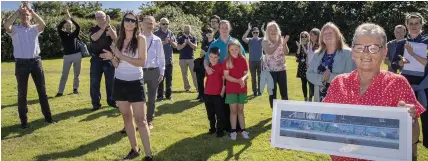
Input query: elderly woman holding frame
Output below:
<box><xmin>322</xmin><ymin>23</ymin><xmax>425</xmax><ymax>161</ymax></box>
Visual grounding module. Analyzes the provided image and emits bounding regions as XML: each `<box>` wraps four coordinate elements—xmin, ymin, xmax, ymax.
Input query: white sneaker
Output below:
<box><xmin>230</xmin><ymin>132</ymin><xmax>237</xmax><ymax>140</ymax></box>
<box><xmin>241</xmin><ymin>131</ymin><xmax>249</xmax><ymax>139</ymax></box>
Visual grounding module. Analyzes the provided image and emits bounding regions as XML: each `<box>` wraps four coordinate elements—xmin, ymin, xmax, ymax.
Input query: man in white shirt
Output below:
<box><xmin>140</xmin><ymin>16</ymin><xmax>165</xmax><ymax>129</ymax></box>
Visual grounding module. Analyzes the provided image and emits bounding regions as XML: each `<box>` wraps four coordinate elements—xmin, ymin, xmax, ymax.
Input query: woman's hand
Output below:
<box><xmin>398</xmin><ymin>101</ymin><xmax>417</xmax><ymax>119</ymax></box>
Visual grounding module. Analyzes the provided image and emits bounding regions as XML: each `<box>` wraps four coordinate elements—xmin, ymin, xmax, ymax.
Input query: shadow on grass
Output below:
<box><xmin>155</xmin><ymin>118</ymin><xmax>271</xmax><ymax>161</ymax></box>
<box><xmin>79</xmin><ymin>108</ymin><xmax>121</xmax><ymax>122</ymax></box>
<box><xmin>1</xmin><ymin>96</ymin><xmax>54</xmax><ymax>109</ymax></box>
<box><xmin>156</xmin><ymin>99</ymin><xmax>203</xmax><ymax>117</ymax></box>
<box><xmin>1</xmin><ymin>108</ymin><xmax>93</xmax><ymax>140</ymax></box>
<box><xmin>35</xmin><ymin>132</ymin><xmax>125</xmax><ymax>161</ymax></box>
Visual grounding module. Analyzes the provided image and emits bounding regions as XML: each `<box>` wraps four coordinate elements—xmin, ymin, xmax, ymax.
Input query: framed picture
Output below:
<box><xmin>271</xmin><ymin>100</ymin><xmax>412</xmax><ymax>161</ymax></box>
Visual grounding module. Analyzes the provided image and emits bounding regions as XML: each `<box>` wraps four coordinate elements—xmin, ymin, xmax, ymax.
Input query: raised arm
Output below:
<box><xmin>261</xmin><ymin>23</ymin><xmax>266</xmax><ymax>36</ymax></box>
<box><xmin>4</xmin><ymin>9</ymin><xmax>21</xmax><ymax>33</ymax></box>
<box><xmin>70</xmin><ymin>19</ymin><xmax>80</xmax><ymax>37</ymax></box>
<box><xmin>242</xmin><ymin>23</ymin><xmax>251</xmax><ymax>43</ymax></box>
<box><xmin>262</xmin><ymin>37</ymin><xmax>281</xmax><ymax>55</ymax></box>
<box><xmin>57</xmin><ymin>20</ymin><xmax>66</xmax><ymax>33</ymax></box>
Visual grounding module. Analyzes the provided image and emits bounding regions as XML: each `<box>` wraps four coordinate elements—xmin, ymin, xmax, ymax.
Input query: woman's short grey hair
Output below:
<box><xmin>219</xmin><ymin>20</ymin><xmax>232</xmax><ymax>31</ymax></box>
<box><xmin>352</xmin><ymin>23</ymin><xmax>387</xmax><ymax>47</ymax></box>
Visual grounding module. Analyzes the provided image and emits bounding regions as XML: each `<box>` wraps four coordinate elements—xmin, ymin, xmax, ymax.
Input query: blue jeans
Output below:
<box><xmin>90</xmin><ymin>56</ymin><xmax>115</xmax><ymax>108</ymax></box>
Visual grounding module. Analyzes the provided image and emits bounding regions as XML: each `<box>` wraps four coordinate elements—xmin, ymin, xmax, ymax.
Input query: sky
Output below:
<box><xmin>1</xmin><ymin>1</ymin><xmax>147</xmax><ymax>13</ymax></box>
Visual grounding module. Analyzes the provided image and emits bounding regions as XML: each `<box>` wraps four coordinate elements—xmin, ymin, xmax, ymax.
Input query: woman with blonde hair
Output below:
<box><xmin>306</xmin><ymin>22</ymin><xmax>355</xmax><ymax>102</ymax></box>
<box><xmin>223</xmin><ymin>39</ymin><xmax>250</xmax><ymax>140</ymax></box>
<box><xmin>296</xmin><ymin>31</ymin><xmax>311</xmax><ymax>101</ymax></box>
<box><xmin>261</xmin><ymin>21</ymin><xmax>290</xmax><ymax>108</ymax></box>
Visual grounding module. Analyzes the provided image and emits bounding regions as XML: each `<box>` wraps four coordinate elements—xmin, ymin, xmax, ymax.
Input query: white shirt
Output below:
<box><xmin>115</xmin><ymin>48</ymin><xmax>143</xmax><ymax>81</ymax></box>
<box><xmin>143</xmin><ymin>33</ymin><xmax>165</xmax><ymax>75</ymax></box>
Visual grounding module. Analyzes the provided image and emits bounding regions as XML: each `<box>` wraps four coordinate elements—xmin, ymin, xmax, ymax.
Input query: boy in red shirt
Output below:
<box><xmin>204</xmin><ymin>47</ymin><xmax>226</xmax><ymax>137</ymax></box>
<box><xmin>223</xmin><ymin>39</ymin><xmax>249</xmax><ymax>140</ymax></box>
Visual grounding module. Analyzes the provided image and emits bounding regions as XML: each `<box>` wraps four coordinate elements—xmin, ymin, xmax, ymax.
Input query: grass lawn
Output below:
<box><xmin>2</xmin><ymin>51</ymin><xmax>428</xmax><ymax>161</ymax></box>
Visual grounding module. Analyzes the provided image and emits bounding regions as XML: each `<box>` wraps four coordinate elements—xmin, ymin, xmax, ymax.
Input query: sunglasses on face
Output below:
<box><xmin>352</xmin><ymin>44</ymin><xmax>383</xmax><ymax>54</ymax></box>
<box><xmin>253</xmin><ymin>32</ymin><xmax>259</xmax><ymax>34</ymax></box>
<box><xmin>301</xmin><ymin>36</ymin><xmax>308</xmax><ymax>38</ymax></box>
<box><xmin>124</xmin><ymin>17</ymin><xmax>137</xmax><ymax>23</ymax></box>
<box><xmin>211</xmin><ymin>21</ymin><xmax>218</xmax><ymax>23</ymax></box>
<box><xmin>161</xmin><ymin>23</ymin><xmax>169</xmax><ymax>26</ymax></box>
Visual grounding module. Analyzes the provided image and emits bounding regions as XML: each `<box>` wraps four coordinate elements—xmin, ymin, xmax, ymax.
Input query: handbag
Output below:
<box><xmin>76</xmin><ymin>38</ymin><xmax>90</xmax><ymax>57</ymax></box>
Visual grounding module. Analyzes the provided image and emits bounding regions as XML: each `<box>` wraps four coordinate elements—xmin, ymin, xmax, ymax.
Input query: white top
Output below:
<box><xmin>7</xmin><ymin>25</ymin><xmax>41</xmax><ymax>59</ymax></box>
<box><xmin>115</xmin><ymin>48</ymin><xmax>143</xmax><ymax>81</ymax></box>
<box><xmin>143</xmin><ymin>33</ymin><xmax>165</xmax><ymax>75</ymax></box>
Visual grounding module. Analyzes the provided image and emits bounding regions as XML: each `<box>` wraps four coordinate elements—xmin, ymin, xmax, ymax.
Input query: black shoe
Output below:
<box><xmin>165</xmin><ymin>97</ymin><xmax>173</xmax><ymax>101</ymax></box>
<box><xmin>208</xmin><ymin>129</ymin><xmax>216</xmax><ymax>134</ymax></box>
<box><xmin>91</xmin><ymin>107</ymin><xmax>100</xmax><ymax>111</ymax></box>
<box><xmin>55</xmin><ymin>93</ymin><xmax>63</xmax><ymax>97</ymax></box>
<box><xmin>142</xmin><ymin>156</ymin><xmax>153</xmax><ymax>161</ymax></box>
<box><xmin>21</xmin><ymin>123</ymin><xmax>29</xmax><ymax>129</ymax></box>
<box><xmin>156</xmin><ymin>97</ymin><xmax>164</xmax><ymax>102</ymax></box>
<box><xmin>196</xmin><ymin>95</ymin><xmax>201</xmax><ymax>100</ymax></box>
<box><xmin>217</xmin><ymin>131</ymin><xmax>225</xmax><ymax>137</ymax></box>
<box><xmin>253</xmin><ymin>92</ymin><xmax>257</xmax><ymax>97</ymax></box>
<box><xmin>120</xmin><ymin>127</ymin><xmax>126</xmax><ymax>134</ymax></box>
<box><xmin>46</xmin><ymin>119</ymin><xmax>57</xmax><ymax>124</ymax></box>
<box><xmin>198</xmin><ymin>98</ymin><xmax>204</xmax><ymax>102</ymax></box>
<box><xmin>73</xmin><ymin>89</ymin><xmax>79</xmax><ymax>94</ymax></box>
<box><xmin>123</xmin><ymin>148</ymin><xmax>141</xmax><ymax>160</ymax></box>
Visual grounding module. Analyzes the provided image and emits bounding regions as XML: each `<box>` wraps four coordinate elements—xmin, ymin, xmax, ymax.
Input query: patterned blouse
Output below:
<box><xmin>323</xmin><ymin>70</ymin><xmax>425</xmax><ymax>161</ymax></box>
<box><xmin>262</xmin><ymin>40</ymin><xmax>286</xmax><ymax>72</ymax></box>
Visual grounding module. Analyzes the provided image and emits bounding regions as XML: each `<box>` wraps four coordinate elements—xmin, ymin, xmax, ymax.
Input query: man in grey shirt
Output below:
<box><xmin>385</xmin><ymin>25</ymin><xmax>406</xmax><ymax>73</ymax></box>
<box><xmin>3</xmin><ymin>2</ymin><xmax>56</xmax><ymax>128</ymax></box>
<box><xmin>155</xmin><ymin>17</ymin><xmax>177</xmax><ymax>101</ymax></box>
<box><xmin>242</xmin><ymin>23</ymin><xmax>265</xmax><ymax>97</ymax></box>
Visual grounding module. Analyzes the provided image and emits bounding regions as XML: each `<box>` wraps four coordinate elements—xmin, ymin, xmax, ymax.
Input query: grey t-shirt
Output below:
<box><xmin>248</xmin><ymin>38</ymin><xmax>263</xmax><ymax>61</ymax></box>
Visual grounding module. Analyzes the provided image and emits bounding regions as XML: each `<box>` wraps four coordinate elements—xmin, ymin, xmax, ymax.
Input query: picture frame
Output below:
<box><xmin>271</xmin><ymin>100</ymin><xmax>412</xmax><ymax>161</ymax></box>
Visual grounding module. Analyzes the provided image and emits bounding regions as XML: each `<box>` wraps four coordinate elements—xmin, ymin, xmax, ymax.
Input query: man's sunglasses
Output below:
<box><xmin>253</xmin><ymin>32</ymin><xmax>259</xmax><ymax>34</ymax></box>
<box><xmin>161</xmin><ymin>23</ymin><xmax>169</xmax><ymax>26</ymax></box>
<box><xmin>124</xmin><ymin>17</ymin><xmax>137</xmax><ymax>23</ymax></box>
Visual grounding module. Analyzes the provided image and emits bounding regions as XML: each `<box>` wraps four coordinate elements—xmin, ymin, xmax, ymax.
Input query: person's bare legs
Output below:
<box><xmin>117</xmin><ymin>101</ymin><xmax>138</xmax><ymax>151</ymax></box>
<box><xmin>237</xmin><ymin>104</ymin><xmax>246</xmax><ymax>129</ymax></box>
<box><xmin>131</xmin><ymin>102</ymin><xmax>152</xmax><ymax>157</ymax></box>
<box><xmin>229</xmin><ymin>104</ymin><xmax>238</xmax><ymax>130</ymax></box>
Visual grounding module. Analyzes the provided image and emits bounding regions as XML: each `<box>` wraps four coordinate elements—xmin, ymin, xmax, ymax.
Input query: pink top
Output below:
<box><xmin>323</xmin><ymin>70</ymin><xmax>425</xmax><ymax>161</ymax></box>
<box><xmin>262</xmin><ymin>41</ymin><xmax>286</xmax><ymax>72</ymax></box>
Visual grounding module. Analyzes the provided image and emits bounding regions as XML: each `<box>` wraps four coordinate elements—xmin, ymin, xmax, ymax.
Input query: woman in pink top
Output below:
<box><xmin>261</xmin><ymin>21</ymin><xmax>290</xmax><ymax>108</ymax></box>
<box><xmin>323</xmin><ymin>23</ymin><xmax>425</xmax><ymax>161</ymax></box>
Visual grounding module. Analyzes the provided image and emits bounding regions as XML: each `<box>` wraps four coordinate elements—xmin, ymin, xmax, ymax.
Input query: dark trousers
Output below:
<box><xmin>196</xmin><ymin>72</ymin><xmax>205</xmax><ymax>98</ymax></box>
<box><xmin>249</xmin><ymin>61</ymin><xmax>261</xmax><ymax>94</ymax></box>
<box><xmin>300</xmin><ymin>77</ymin><xmax>308</xmax><ymax>98</ymax></box>
<box><xmin>15</xmin><ymin>57</ymin><xmax>52</xmax><ymax>124</ymax></box>
<box><xmin>309</xmin><ymin>81</ymin><xmax>314</xmax><ymax>99</ymax></box>
<box><xmin>204</xmin><ymin>94</ymin><xmax>225</xmax><ymax>132</ymax></box>
<box><xmin>157</xmin><ymin>64</ymin><xmax>173</xmax><ymax>99</ymax></box>
<box><xmin>269</xmin><ymin>70</ymin><xmax>288</xmax><ymax>108</ymax></box>
<box><xmin>90</xmin><ymin>57</ymin><xmax>115</xmax><ymax>108</ymax></box>
<box><xmin>421</xmin><ymin>88</ymin><xmax>428</xmax><ymax>148</ymax></box>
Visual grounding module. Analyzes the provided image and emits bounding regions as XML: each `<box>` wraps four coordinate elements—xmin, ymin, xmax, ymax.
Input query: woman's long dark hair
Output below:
<box><xmin>116</xmin><ymin>12</ymin><xmax>140</xmax><ymax>56</ymax></box>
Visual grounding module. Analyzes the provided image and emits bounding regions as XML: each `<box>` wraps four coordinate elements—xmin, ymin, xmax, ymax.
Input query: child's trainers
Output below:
<box><xmin>230</xmin><ymin>132</ymin><xmax>237</xmax><ymax>140</ymax></box>
<box><xmin>241</xmin><ymin>131</ymin><xmax>249</xmax><ymax>139</ymax></box>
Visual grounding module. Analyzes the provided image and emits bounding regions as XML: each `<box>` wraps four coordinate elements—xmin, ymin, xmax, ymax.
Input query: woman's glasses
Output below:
<box><xmin>124</xmin><ymin>17</ymin><xmax>137</xmax><ymax>23</ymax></box>
<box><xmin>352</xmin><ymin>44</ymin><xmax>383</xmax><ymax>54</ymax></box>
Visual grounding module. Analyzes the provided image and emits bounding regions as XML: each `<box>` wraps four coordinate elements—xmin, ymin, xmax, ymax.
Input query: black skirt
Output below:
<box><xmin>112</xmin><ymin>78</ymin><xmax>146</xmax><ymax>103</ymax></box>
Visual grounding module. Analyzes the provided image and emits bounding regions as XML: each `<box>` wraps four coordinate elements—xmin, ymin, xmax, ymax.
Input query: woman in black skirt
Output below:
<box><xmin>295</xmin><ymin>31</ymin><xmax>310</xmax><ymax>101</ymax></box>
<box><xmin>99</xmin><ymin>12</ymin><xmax>153</xmax><ymax>161</ymax></box>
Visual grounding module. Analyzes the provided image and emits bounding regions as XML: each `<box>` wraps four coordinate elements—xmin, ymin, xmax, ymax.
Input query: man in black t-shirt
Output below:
<box><xmin>88</xmin><ymin>11</ymin><xmax>117</xmax><ymax>111</ymax></box>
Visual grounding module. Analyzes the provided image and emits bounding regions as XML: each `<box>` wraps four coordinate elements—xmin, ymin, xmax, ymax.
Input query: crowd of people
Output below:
<box><xmin>4</xmin><ymin>2</ymin><xmax>428</xmax><ymax>161</ymax></box>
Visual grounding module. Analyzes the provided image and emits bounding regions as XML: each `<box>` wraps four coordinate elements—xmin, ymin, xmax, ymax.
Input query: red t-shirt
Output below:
<box><xmin>223</xmin><ymin>56</ymin><xmax>248</xmax><ymax>94</ymax></box>
<box><xmin>205</xmin><ymin>63</ymin><xmax>223</xmax><ymax>95</ymax></box>
<box><xmin>323</xmin><ymin>70</ymin><xmax>425</xmax><ymax>161</ymax></box>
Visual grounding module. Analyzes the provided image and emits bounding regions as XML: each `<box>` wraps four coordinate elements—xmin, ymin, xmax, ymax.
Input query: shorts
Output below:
<box><xmin>112</xmin><ymin>78</ymin><xmax>146</xmax><ymax>103</ymax></box>
<box><xmin>225</xmin><ymin>93</ymin><xmax>247</xmax><ymax>104</ymax></box>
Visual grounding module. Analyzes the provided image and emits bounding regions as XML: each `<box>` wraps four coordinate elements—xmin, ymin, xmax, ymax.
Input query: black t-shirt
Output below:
<box><xmin>57</xmin><ymin>19</ymin><xmax>80</xmax><ymax>55</ymax></box>
<box><xmin>89</xmin><ymin>25</ymin><xmax>113</xmax><ymax>56</ymax></box>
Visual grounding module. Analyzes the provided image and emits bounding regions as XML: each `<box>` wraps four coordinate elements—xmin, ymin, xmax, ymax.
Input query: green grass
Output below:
<box><xmin>2</xmin><ymin>52</ymin><xmax>427</xmax><ymax>161</ymax></box>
